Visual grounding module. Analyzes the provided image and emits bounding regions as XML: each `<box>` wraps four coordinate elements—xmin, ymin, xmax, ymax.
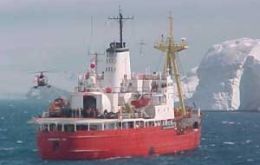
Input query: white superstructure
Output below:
<box><xmin>74</xmin><ymin>45</ymin><xmax>176</xmax><ymax>119</ymax></box>
<box><xmin>46</xmin><ymin>11</ymin><xmax>186</xmax><ymax>122</ymax></box>
<box><xmin>103</xmin><ymin>42</ymin><xmax>131</xmax><ymax>92</ymax></box>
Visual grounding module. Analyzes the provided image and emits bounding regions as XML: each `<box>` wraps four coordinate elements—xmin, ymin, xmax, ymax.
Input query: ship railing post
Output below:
<box><xmin>55</xmin><ymin>122</ymin><xmax>57</xmax><ymax>131</ymax></box>
<box><xmin>102</xmin><ymin>123</ymin><xmax>105</xmax><ymax>131</ymax></box>
<box><xmin>114</xmin><ymin>123</ymin><xmax>116</xmax><ymax>130</ymax></box>
<box><xmin>79</xmin><ymin>108</ymin><xmax>82</xmax><ymax>118</ymax></box>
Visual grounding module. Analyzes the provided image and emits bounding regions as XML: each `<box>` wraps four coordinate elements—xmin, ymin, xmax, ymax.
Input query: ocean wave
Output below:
<box><xmin>32</xmin><ymin>149</ymin><xmax>38</xmax><ymax>152</ymax></box>
<box><xmin>209</xmin><ymin>144</ymin><xmax>216</xmax><ymax>147</ymax></box>
<box><xmin>16</xmin><ymin>140</ymin><xmax>23</xmax><ymax>144</ymax></box>
<box><xmin>0</xmin><ymin>128</ymin><xmax>8</xmax><ymax>132</ymax></box>
<box><xmin>245</xmin><ymin>140</ymin><xmax>252</xmax><ymax>144</ymax></box>
<box><xmin>237</xmin><ymin>155</ymin><xmax>242</xmax><ymax>159</ymax></box>
<box><xmin>102</xmin><ymin>156</ymin><xmax>133</xmax><ymax>161</ymax></box>
<box><xmin>0</xmin><ymin>147</ymin><xmax>15</xmax><ymax>151</ymax></box>
<box><xmin>0</xmin><ymin>136</ymin><xmax>7</xmax><ymax>140</ymax></box>
<box><xmin>247</xmin><ymin>158</ymin><xmax>254</xmax><ymax>162</ymax></box>
<box><xmin>223</xmin><ymin>141</ymin><xmax>235</xmax><ymax>145</ymax></box>
<box><xmin>221</xmin><ymin>121</ymin><xmax>235</xmax><ymax>125</ymax></box>
<box><xmin>8</xmin><ymin>104</ymin><xmax>16</xmax><ymax>108</ymax></box>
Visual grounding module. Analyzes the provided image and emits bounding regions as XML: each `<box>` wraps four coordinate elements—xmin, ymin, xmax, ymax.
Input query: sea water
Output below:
<box><xmin>0</xmin><ymin>100</ymin><xmax>260</xmax><ymax>165</ymax></box>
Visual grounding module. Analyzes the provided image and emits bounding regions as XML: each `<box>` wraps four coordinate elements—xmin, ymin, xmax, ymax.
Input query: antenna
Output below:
<box><xmin>90</xmin><ymin>16</ymin><xmax>94</xmax><ymax>40</ymax></box>
<box><xmin>87</xmin><ymin>16</ymin><xmax>94</xmax><ymax>56</ymax></box>
<box><xmin>108</xmin><ymin>7</ymin><xmax>134</xmax><ymax>48</ymax></box>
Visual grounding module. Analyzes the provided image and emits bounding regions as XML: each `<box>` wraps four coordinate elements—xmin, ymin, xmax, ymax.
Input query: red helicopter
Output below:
<box><xmin>33</xmin><ymin>71</ymin><xmax>51</xmax><ymax>88</ymax></box>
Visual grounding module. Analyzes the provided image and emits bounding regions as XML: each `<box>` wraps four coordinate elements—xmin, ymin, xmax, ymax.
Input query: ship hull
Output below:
<box><xmin>37</xmin><ymin>127</ymin><xmax>201</xmax><ymax>160</ymax></box>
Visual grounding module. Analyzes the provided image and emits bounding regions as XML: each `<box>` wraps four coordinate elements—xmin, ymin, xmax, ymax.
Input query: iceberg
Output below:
<box><xmin>192</xmin><ymin>38</ymin><xmax>260</xmax><ymax>110</ymax></box>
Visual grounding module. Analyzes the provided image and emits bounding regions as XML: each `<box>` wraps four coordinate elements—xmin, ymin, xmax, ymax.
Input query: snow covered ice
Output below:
<box><xmin>192</xmin><ymin>38</ymin><xmax>260</xmax><ymax>110</ymax></box>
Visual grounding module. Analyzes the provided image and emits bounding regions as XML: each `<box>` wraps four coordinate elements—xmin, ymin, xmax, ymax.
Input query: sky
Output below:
<box><xmin>1</xmin><ymin>0</ymin><xmax>260</xmax><ymax>88</ymax></box>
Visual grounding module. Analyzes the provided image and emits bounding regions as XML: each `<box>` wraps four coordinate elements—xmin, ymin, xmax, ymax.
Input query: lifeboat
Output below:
<box><xmin>105</xmin><ymin>87</ymin><xmax>112</xmax><ymax>93</ymax></box>
<box><xmin>48</xmin><ymin>98</ymin><xmax>66</xmax><ymax>117</ymax></box>
<box><xmin>131</xmin><ymin>95</ymin><xmax>150</xmax><ymax>108</ymax></box>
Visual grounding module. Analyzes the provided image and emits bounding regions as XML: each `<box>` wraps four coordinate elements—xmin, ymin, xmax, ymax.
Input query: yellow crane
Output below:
<box><xmin>154</xmin><ymin>14</ymin><xmax>188</xmax><ymax>115</ymax></box>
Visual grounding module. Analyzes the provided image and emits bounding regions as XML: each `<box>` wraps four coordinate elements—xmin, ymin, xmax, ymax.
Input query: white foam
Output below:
<box><xmin>237</xmin><ymin>155</ymin><xmax>242</xmax><ymax>159</ymax></box>
<box><xmin>0</xmin><ymin>147</ymin><xmax>15</xmax><ymax>151</ymax></box>
<box><xmin>210</xmin><ymin>144</ymin><xmax>216</xmax><ymax>147</ymax></box>
<box><xmin>221</xmin><ymin>121</ymin><xmax>235</xmax><ymax>125</ymax></box>
<box><xmin>16</xmin><ymin>140</ymin><xmax>23</xmax><ymax>144</ymax></box>
<box><xmin>246</xmin><ymin>140</ymin><xmax>252</xmax><ymax>144</ymax></box>
<box><xmin>103</xmin><ymin>156</ymin><xmax>133</xmax><ymax>161</ymax></box>
<box><xmin>247</xmin><ymin>158</ymin><xmax>254</xmax><ymax>162</ymax></box>
<box><xmin>223</xmin><ymin>141</ymin><xmax>235</xmax><ymax>145</ymax></box>
<box><xmin>0</xmin><ymin>128</ymin><xmax>7</xmax><ymax>132</ymax></box>
<box><xmin>32</xmin><ymin>149</ymin><xmax>38</xmax><ymax>152</ymax></box>
<box><xmin>222</xmin><ymin>121</ymin><xmax>228</xmax><ymax>124</ymax></box>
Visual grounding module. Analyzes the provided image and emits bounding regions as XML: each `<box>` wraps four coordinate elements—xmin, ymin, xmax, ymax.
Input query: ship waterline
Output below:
<box><xmin>37</xmin><ymin>120</ymin><xmax>200</xmax><ymax>159</ymax></box>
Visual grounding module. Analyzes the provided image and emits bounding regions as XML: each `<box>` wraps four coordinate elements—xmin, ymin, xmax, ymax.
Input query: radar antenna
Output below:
<box><xmin>108</xmin><ymin>7</ymin><xmax>134</xmax><ymax>48</ymax></box>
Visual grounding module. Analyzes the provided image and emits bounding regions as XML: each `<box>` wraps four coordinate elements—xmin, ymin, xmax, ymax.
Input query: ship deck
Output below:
<box><xmin>34</xmin><ymin>117</ymin><xmax>175</xmax><ymax>124</ymax></box>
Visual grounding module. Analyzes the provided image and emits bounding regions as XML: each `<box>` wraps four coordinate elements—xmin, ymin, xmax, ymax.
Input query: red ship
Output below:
<box><xmin>33</xmin><ymin>11</ymin><xmax>201</xmax><ymax>160</ymax></box>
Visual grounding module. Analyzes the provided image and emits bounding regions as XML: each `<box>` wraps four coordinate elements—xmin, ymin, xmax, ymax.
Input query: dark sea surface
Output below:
<box><xmin>0</xmin><ymin>100</ymin><xmax>260</xmax><ymax>165</ymax></box>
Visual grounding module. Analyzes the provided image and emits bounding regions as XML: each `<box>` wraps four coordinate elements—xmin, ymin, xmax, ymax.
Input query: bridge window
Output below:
<box><xmin>105</xmin><ymin>67</ymin><xmax>116</xmax><ymax>72</ymax></box>
<box><xmin>106</xmin><ymin>58</ymin><xmax>116</xmax><ymax>64</ymax></box>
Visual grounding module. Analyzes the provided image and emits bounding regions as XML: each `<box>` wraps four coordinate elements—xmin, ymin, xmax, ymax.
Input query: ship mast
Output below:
<box><xmin>88</xmin><ymin>52</ymin><xmax>104</xmax><ymax>73</ymax></box>
<box><xmin>154</xmin><ymin>14</ymin><xmax>188</xmax><ymax>114</ymax></box>
<box><xmin>108</xmin><ymin>7</ymin><xmax>133</xmax><ymax>48</ymax></box>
